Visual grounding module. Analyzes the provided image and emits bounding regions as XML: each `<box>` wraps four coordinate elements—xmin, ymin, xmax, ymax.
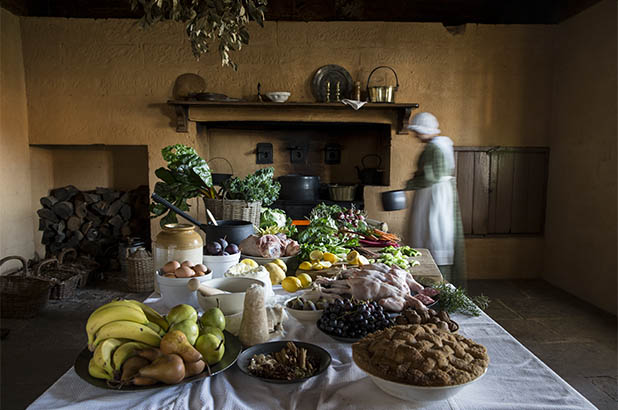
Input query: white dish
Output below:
<box><xmin>265</xmin><ymin>92</ymin><xmax>290</xmax><ymax>103</ymax></box>
<box><xmin>365</xmin><ymin>368</ymin><xmax>487</xmax><ymax>403</ymax></box>
<box><xmin>197</xmin><ymin>277</ymin><xmax>264</xmax><ymax>315</ymax></box>
<box><xmin>156</xmin><ymin>271</ymin><xmax>212</xmax><ymax>309</ymax></box>
<box><xmin>203</xmin><ymin>252</ymin><xmax>241</xmax><ymax>278</ymax></box>
<box><xmin>284</xmin><ymin>296</ymin><xmax>325</xmax><ymax>322</ymax></box>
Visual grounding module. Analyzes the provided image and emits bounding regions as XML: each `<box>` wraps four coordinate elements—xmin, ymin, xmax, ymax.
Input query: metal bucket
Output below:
<box><xmin>366</xmin><ymin>66</ymin><xmax>399</xmax><ymax>103</ymax></box>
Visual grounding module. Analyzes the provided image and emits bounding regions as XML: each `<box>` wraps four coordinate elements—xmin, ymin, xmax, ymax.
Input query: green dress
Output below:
<box><xmin>405</xmin><ymin>139</ymin><xmax>467</xmax><ymax>288</ymax></box>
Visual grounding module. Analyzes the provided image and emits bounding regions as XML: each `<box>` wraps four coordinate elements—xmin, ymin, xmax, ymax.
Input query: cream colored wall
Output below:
<box><xmin>17</xmin><ymin>17</ymin><xmax>556</xmax><ymax>278</ymax></box>
<box><xmin>544</xmin><ymin>0</ymin><xmax>617</xmax><ymax>313</ymax></box>
<box><xmin>0</xmin><ymin>9</ymin><xmax>34</xmax><ymax>271</ymax></box>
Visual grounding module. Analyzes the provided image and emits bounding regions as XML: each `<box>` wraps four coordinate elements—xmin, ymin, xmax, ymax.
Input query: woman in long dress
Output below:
<box><xmin>405</xmin><ymin>112</ymin><xmax>466</xmax><ymax>287</ymax></box>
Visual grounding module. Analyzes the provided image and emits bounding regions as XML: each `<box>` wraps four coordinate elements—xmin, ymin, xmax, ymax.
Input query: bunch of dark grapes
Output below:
<box><xmin>317</xmin><ymin>299</ymin><xmax>394</xmax><ymax>339</ymax></box>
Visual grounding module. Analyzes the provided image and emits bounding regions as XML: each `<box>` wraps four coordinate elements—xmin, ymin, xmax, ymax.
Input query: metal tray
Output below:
<box><xmin>311</xmin><ymin>65</ymin><xmax>354</xmax><ymax>102</ymax></box>
<box><xmin>74</xmin><ymin>331</ymin><xmax>241</xmax><ymax>391</ymax></box>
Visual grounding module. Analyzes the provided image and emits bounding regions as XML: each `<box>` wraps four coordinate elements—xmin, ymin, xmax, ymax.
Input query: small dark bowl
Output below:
<box><xmin>237</xmin><ymin>340</ymin><xmax>331</xmax><ymax>384</ymax></box>
<box><xmin>381</xmin><ymin>190</ymin><xmax>407</xmax><ymax>211</ymax></box>
<box><xmin>204</xmin><ymin>220</ymin><xmax>254</xmax><ymax>246</ymax></box>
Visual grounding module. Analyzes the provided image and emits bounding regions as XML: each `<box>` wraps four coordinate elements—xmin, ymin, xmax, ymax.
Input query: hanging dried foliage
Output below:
<box><xmin>130</xmin><ymin>0</ymin><xmax>267</xmax><ymax>70</ymax></box>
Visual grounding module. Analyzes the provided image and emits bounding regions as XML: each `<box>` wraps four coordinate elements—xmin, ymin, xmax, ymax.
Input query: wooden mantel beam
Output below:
<box><xmin>167</xmin><ymin>100</ymin><xmax>419</xmax><ymax>134</ymax></box>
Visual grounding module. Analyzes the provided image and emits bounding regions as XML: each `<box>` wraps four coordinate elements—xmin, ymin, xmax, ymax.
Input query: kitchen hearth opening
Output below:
<box><xmin>31</xmin><ymin>145</ymin><xmax>151</xmax><ymax>273</ymax></box>
<box><xmin>203</xmin><ymin>121</ymin><xmax>391</xmax><ymax>219</ymax></box>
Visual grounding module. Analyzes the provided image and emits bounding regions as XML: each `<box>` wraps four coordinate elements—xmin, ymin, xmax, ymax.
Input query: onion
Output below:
<box><xmin>162</xmin><ymin>260</ymin><xmax>180</xmax><ymax>273</ymax></box>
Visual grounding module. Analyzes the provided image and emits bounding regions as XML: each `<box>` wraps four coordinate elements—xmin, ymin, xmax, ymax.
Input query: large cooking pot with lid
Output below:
<box><xmin>278</xmin><ymin>175</ymin><xmax>319</xmax><ymax>201</ymax></box>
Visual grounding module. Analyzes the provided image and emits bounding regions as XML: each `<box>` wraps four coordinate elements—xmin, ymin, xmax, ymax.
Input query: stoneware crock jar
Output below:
<box><xmin>153</xmin><ymin>223</ymin><xmax>203</xmax><ymax>293</ymax></box>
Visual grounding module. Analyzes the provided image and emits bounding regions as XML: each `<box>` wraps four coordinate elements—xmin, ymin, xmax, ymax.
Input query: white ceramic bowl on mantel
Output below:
<box><xmin>265</xmin><ymin>92</ymin><xmax>291</xmax><ymax>103</ymax></box>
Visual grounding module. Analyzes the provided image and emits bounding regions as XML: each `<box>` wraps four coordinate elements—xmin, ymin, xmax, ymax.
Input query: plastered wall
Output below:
<box><xmin>15</xmin><ymin>17</ymin><xmax>556</xmax><ymax>279</ymax></box>
<box><xmin>0</xmin><ymin>9</ymin><xmax>34</xmax><ymax>272</ymax></box>
<box><xmin>544</xmin><ymin>0</ymin><xmax>617</xmax><ymax>314</ymax></box>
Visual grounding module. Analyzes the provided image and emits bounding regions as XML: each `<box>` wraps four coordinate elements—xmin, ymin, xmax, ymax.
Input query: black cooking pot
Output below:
<box><xmin>279</xmin><ymin>175</ymin><xmax>319</xmax><ymax>201</ymax></box>
<box><xmin>381</xmin><ymin>190</ymin><xmax>407</xmax><ymax>211</ymax></box>
<box><xmin>204</xmin><ymin>220</ymin><xmax>254</xmax><ymax>246</ymax></box>
<box><xmin>356</xmin><ymin>154</ymin><xmax>384</xmax><ymax>185</ymax></box>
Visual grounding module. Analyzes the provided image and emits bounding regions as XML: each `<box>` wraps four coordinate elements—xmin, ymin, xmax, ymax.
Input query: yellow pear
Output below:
<box><xmin>160</xmin><ymin>330</ymin><xmax>203</xmax><ymax>363</ymax></box>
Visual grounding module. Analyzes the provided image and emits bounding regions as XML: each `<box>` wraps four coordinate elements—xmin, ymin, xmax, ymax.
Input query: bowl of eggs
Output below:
<box><xmin>157</xmin><ymin>260</ymin><xmax>213</xmax><ymax>309</ymax></box>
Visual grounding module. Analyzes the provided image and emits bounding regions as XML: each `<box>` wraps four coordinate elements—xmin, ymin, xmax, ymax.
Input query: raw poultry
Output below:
<box><xmin>313</xmin><ymin>263</ymin><xmax>438</xmax><ymax>312</ymax></box>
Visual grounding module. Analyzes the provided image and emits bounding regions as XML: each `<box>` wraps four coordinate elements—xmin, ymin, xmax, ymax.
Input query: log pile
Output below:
<box><xmin>37</xmin><ymin>185</ymin><xmax>151</xmax><ymax>263</ymax></box>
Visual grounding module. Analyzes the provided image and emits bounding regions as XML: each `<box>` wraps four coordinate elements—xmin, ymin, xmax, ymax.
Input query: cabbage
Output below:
<box><xmin>260</xmin><ymin>208</ymin><xmax>287</xmax><ymax>229</ymax></box>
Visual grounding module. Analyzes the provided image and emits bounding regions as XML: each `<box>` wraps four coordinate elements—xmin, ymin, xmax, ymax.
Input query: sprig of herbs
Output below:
<box><xmin>430</xmin><ymin>282</ymin><xmax>490</xmax><ymax>316</ymax></box>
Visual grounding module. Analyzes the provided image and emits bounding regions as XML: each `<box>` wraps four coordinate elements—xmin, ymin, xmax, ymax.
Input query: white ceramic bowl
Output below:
<box><xmin>284</xmin><ymin>296</ymin><xmax>325</xmax><ymax>322</ymax></box>
<box><xmin>197</xmin><ymin>277</ymin><xmax>264</xmax><ymax>315</ymax></box>
<box><xmin>265</xmin><ymin>92</ymin><xmax>290</xmax><ymax>103</ymax></box>
<box><xmin>203</xmin><ymin>252</ymin><xmax>241</xmax><ymax>278</ymax></box>
<box><xmin>156</xmin><ymin>271</ymin><xmax>212</xmax><ymax>309</ymax></box>
<box><xmin>364</xmin><ymin>369</ymin><xmax>487</xmax><ymax>403</ymax></box>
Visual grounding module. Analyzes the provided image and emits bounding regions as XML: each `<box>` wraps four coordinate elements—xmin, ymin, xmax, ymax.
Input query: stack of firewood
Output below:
<box><xmin>37</xmin><ymin>185</ymin><xmax>150</xmax><ymax>260</ymax></box>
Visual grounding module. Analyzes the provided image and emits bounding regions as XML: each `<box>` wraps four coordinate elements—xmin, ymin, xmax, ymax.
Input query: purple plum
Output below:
<box><xmin>225</xmin><ymin>244</ymin><xmax>239</xmax><ymax>254</ymax></box>
<box><xmin>216</xmin><ymin>238</ymin><xmax>228</xmax><ymax>251</ymax></box>
<box><xmin>206</xmin><ymin>241</ymin><xmax>222</xmax><ymax>256</ymax></box>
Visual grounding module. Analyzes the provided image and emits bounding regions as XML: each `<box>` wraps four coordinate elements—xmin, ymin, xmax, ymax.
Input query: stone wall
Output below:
<box><xmin>0</xmin><ymin>9</ymin><xmax>33</xmax><ymax>272</ymax></box>
<box><xmin>544</xmin><ymin>0</ymin><xmax>617</xmax><ymax>314</ymax></box>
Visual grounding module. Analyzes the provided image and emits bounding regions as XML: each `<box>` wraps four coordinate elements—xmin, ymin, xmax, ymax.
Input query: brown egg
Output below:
<box><xmin>162</xmin><ymin>260</ymin><xmax>181</xmax><ymax>274</ymax></box>
<box><xmin>195</xmin><ymin>271</ymin><xmax>205</xmax><ymax>276</ymax></box>
<box><xmin>181</xmin><ymin>260</ymin><xmax>193</xmax><ymax>268</ymax></box>
<box><xmin>193</xmin><ymin>264</ymin><xmax>208</xmax><ymax>273</ymax></box>
<box><xmin>163</xmin><ymin>273</ymin><xmax>176</xmax><ymax>278</ymax></box>
<box><xmin>175</xmin><ymin>266</ymin><xmax>194</xmax><ymax>278</ymax></box>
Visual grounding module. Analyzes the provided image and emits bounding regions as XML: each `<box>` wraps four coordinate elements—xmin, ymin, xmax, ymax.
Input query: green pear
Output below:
<box><xmin>199</xmin><ymin>307</ymin><xmax>225</xmax><ymax>331</ymax></box>
<box><xmin>167</xmin><ymin>304</ymin><xmax>197</xmax><ymax>326</ymax></box>
<box><xmin>170</xmin><ymin>319</ymin><xmax>199</xmax><ymax>345</ymax></box>
<box><xmin>195</xmin><ymin>334</ymin><xmax>225</xmax><ymax>365</ymax></box>
<box><xmin>199</xmin><ymin>325</ymin><xmax>225</xmax><ymax>342</ymax></box>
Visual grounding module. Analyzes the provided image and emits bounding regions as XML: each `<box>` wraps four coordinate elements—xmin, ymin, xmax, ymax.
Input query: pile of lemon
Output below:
<box><xmin>298</xmin><ymin>250</ymin><xmax>339</xmax><ymax>271</ymax></box>
<box><xmin>345</xmin><ymin>250</ymin><xmax>370</xmax><ymax>266</ymax></box>
<box><xmin>281</xmin><ymin>273</ymin><xmax>313</xmax><ymax>293</ymax></box>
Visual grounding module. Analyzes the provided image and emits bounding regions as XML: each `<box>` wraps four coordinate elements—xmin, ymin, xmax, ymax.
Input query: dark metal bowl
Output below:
<box><xmin>381</xmin><ymin>190</ymin><xmax>407</xmax><ymax>211</ymax></box>
<box><xmin>236</xmin><ymin>340</ymin><xmax>331</xmax><ymax>384</ymax></box>
<box><xmin>204</xmin><ymin>220</ymin><xmax>254</xmax><ymax>246</ymax></box>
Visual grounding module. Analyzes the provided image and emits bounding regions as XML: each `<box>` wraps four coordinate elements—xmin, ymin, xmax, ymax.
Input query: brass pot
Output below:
<box><xmin>366</xmin><ymin>66</ymin><xmax>399</xmax><ymax>103</ymax></box>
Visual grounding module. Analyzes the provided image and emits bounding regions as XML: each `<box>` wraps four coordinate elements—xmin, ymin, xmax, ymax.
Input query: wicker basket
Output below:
<box><xmin>36</xmin><ymin>258</ymin><xmax>82</xmax><ymax>300</ymax></box>
<box><xmin>127</xmin><ymin>247</ymin><xmax>154</xmax><ymax>292</ymax></box>
<box><xmin>203</xmin><ymin>198</ymin><xmax>261</xmax><ymax>227</ymax></box>
<box><xmin>0</xmin><ymin>256</ymin><xmax>52</xmax><ymax>318</ymax></box>
<box><xmin>329</xmin><ymin>184</ymin><xmax>357</xmax><ymax>201</ymax></box>
<box><xmin>57</xmin><ymin>248</ymin><xmax>92</xmax><ymax>288</ymax></box>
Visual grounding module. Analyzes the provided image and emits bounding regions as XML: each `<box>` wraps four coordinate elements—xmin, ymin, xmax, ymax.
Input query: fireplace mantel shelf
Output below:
<box><xmin>167</xmin><ymin>100</ymin><xmax>419</xmax><ymax>134</ymax></box>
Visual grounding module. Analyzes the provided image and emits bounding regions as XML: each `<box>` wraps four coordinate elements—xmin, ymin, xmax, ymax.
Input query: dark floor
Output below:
<box><xmin>0</xmin><ymin>277</ymin><xmax>616</xmax><ymax>409</ymax></box>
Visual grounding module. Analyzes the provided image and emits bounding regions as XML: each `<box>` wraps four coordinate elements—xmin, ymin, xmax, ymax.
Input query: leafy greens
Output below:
<box><xmin>150</xmin><ymin>144</ymin><xmax>212</xmax><ymax>227</ymax></box>
<box><xmin>222</xmin><ymin>167</ymin><xmax>280</xmax><ymax>206</ymax></box>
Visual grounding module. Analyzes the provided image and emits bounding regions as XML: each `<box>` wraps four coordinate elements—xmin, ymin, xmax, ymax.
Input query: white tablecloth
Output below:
<box><xmin>28</xmin><ymin>289</ymin><xmax>596</xmax><ymax>410</ymax></box>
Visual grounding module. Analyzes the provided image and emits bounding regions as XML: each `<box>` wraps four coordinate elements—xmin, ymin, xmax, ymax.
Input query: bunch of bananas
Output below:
<box><xmin>86</xmin><ymin>299</ymin><xmax>169</xmax><ymax>381</ymax></box>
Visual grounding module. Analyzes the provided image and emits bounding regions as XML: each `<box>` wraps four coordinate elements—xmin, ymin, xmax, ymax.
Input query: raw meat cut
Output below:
<box><xmin>239</xmin><ymin>234</ymin><xmax>300</xmax><ymax>258</ymax></box>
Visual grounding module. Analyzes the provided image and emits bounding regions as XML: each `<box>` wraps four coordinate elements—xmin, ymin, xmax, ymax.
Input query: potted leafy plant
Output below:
<box><xmin>150</xmin><ymin>144</ymin><xmax>215</xmax><ymax>227</ymax></box>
